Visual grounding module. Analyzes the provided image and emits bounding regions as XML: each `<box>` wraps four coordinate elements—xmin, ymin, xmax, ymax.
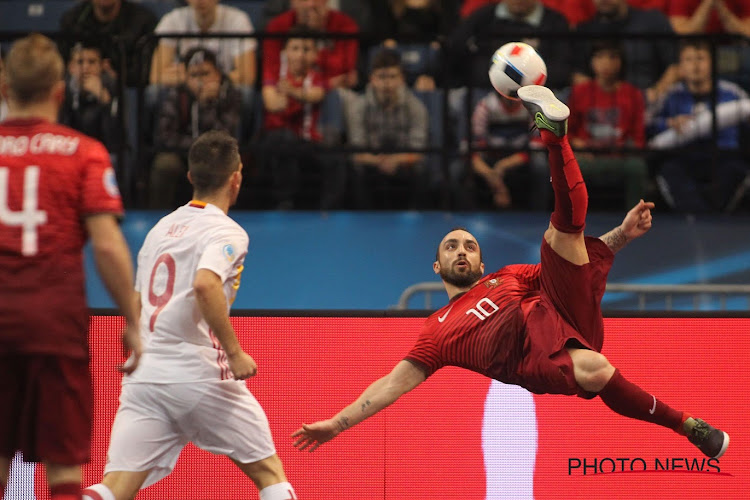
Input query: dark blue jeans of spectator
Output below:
<box><xmin>658</xmin><ymin>150</ymin><xmax>749</xmax><ymax>213</ymax></box>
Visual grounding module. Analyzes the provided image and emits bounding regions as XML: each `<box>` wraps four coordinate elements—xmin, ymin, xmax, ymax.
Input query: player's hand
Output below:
<box><xmin>227</xmin><ymin>351</ymin><xmax>258</xmax><ymax>380</ymax></box>
<box><xmin>620</xmin><ymin>199</ymin><xmax>654</xmax><ymax>241</ymax></box>
<box><xmin>291</xmin><ymin>419</ymin><xmax>340</xmax><ymax>452</ymax></box>
<box><xmin>119</xmin><ymin>322</ymin><xmax>142</xmax><ymax>374</ymax></box>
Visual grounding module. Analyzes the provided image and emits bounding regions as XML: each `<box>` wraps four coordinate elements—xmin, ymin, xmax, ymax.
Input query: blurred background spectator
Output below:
<box><xmin>668</xmin><ymin>0</ymin><xmax>750</xmax><ymax>36</ymax></box>
<box><xmin>59</xmin><ymin>0</ymin><xmax>158</xmax><ymax>86</ymax></box>
<box><xmin>60</xmin><ymin>42</ymin><xmax>123</xmax><ymax>158</ymax></box>
<box><xmin>465</xmin><ymin>90</ymin><xmax>534</xmax><ymax>209</ymax></box>
<box><xmin>344</xmin><ymin>48</ymin><xmax>429</xmax><ymax>209</ymax></box>
<box><xmin>264</xmin><ymin>0</ymin><xmax>359</xmax><ymax>90</ymax></box>
<box><xmin>149</xmin><ymin>47</ymin><xmax>242</xmax><ymax>209</ymax></box>
<box><xmin>150</xmin><ymin>0</ymin><xmax>257</xmax><ymax>87</ymax></box>
<box><xmin>260</xmin><ymin>27</ymin><xmax>343</xmax><ymax>209</ymax></box>
<box><xmin>574</xmin><ymin>0</ymin><xmax>678</xmax><ymax>104</ymax></box>
<box><xmin>567</xmin><ymin>40</ymin><xmax>648</xmax><ymax>209</ymax></box>
<box><xmin>649</xmin><ymin>40</ymin><xmax>749</xmax><ymax>213</ymax></box>
<box><xmin>0</xmin><ymin>49</ymin><xmax>7</xmax><ymax>121</ymax></box>
<box><xmin>449</xmin><ymin>0</ymin><xmax>572</xmax><ymax>91</ymax></box>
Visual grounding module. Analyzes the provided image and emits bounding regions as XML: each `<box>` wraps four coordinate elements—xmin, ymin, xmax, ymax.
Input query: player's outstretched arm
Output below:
<box><xmin>86</xmin><ymin>214</ymin><xmax>142</xmax><ymax>373</ymax></box>
<box><xmin>599</xmin><ymin>199</ymin><xmax>655</xmax><ymax>254</ymax></box>
<box><xmin>193</xmin><ymin>269</ymin><xmax>257</xmax><ymax>380</ymax></box>
<box><xmin>292</xmin><ymin>360</ymin><xmax>426</xmax><ymax>452</ymax></box>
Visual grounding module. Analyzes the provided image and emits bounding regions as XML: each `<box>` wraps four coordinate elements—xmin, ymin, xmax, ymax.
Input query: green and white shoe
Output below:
<box><xmin>685</xmin><ymin>417</ymin><xmax>730</xmax><ymax>458</ymax></box>
<box><xmin>517</xmin><ymin>85</ymin><xmax>570</xmax><ymax>138</ymax></box>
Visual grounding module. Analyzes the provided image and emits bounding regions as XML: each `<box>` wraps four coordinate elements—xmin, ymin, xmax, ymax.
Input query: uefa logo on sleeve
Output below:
<box><xmin>222</xmin><ymin>244</ymin><xmax>235</xmax><ymax>262</ymax></box>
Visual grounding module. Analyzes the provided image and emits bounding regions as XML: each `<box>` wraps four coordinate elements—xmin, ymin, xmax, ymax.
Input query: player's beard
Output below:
<box><xmin>439</xmin><ymin>263</ymin><xmax>482</xmax><ymax>288</ymax></box>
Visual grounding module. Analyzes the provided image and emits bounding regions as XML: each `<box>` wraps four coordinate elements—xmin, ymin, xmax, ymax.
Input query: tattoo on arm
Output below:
<box><xmin>360</xmin><ymin>400</ymin><xmax>372</xmax><ymax>413</ymax></box>
<box><xmin>600</xmin><ymin>227</ymin><xmax>629</xmax><ymax>254</ymax></box>
<box><xmin>337</xmin><ymin>416</ymin><xmax>350</xmax><ymax>432</ymax></box>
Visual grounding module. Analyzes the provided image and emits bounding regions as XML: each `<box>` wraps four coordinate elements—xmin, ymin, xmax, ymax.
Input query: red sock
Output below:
<box><xmin>598</xmin><ymin>368</ymin><xmax>685</xmax><ymax>433</ymax></box>
<box><xmin>541</xmin><ymin>130</ymin><xmax>587</xmax><ymax>233</ymax></box>
<box><xmin>50</xmin><ymin>482</ymin><xmax>82</xmax><ymax>500</ymax></box>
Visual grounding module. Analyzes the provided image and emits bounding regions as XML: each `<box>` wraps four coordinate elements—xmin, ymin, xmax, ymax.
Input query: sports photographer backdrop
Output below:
<box><xmin>86</xmin><ymin>211</ymin><xmax>750</xmax><ymax>311</ymax></box>
<box><xmin>8</xmin><ymin>315</ymin><xmax>750</xmax><ymax>500</ymax></box>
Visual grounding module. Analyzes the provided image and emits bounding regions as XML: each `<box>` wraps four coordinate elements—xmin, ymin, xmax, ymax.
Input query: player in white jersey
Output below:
<box><xmin>83</xmin><ymin>131</ymin><xmax>297</xmax><ymax>500</ymax></box>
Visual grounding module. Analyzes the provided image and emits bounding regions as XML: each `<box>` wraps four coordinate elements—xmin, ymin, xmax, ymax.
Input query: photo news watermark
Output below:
<box><xmin>568</xmin><ymin>457</ymin><xmax>729</xmax><ymax>475</ymax></box>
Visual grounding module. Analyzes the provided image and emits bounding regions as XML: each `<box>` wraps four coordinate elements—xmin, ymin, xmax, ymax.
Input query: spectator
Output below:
<box><xmin>628</xmin><ymin>0</ymin><xmax>667</xmax><ymax>10</ymax></box>
<box><xmin>467</xmin><ymin>91</ymin><xmax>533</xmax><ymax>209</ymax></box>
<box><xmin>150</xmin><ymin>0</ymin><xmax>257</xmax><ymax>87</ymax></box>
<box><xmin>260</xmin><ymin>27</ymin><xmax>338</xmax><ymax>209</ymax></box>
<box><xmin>264</xmin><ymin>0</ymin><xmax>380</xmax><ymax>36</ymax></box>
<box><xmin>59</xmin><ymin>0</ymin><xmax>158</xmax><ymax>86</ymax></box>
<box><xmin>150</xmin><ymin>48</ymin><xmax>242</xmax><ymax>209</ymax></box>
<box><xmin>461</xmin><ymin>0</ymin><xmax>596</xmax><ymax>26</ymax></box>
<box><xmin>264</xmin><ymin>0</ymin><xmax>360</xmax><ymax>90</ymax></box>
<box><xmin>60</xmin><ymin>42</ymin><xmax>122</xmax><ymax>156</ymax></box>
<box><xmin>668</xmin><ymin>0</ymin><xmax>750</xmax><ymax>37</ymax></box>
<box><xmin>649</xmin><ymin>40</ymin><xmax>750</xmax><ymax>213</ymax></box>
<box><xmin>568</xmin><ymin>41</ymin><xmax>649</xmax><ymax>209</ymax></box>
<box><xmin>374</xmin><ymin>0</ymin><xmax>457</xmax><ymax>91</ymax></box>
<box><xmin>344</xmin><ymin>49</ymin><xmax>429</xmax><ymax>209</ymax></box>
<box><xmin>0</xmin><ymin>50</ymin><xmax>7</xmax><ymax>121</ymax></box>
<box><xmin>574</xmin><ymin>0</ymin><xmax>679</xmax><ymax>104</ymax></box>
<box><xmin>449</xmin><ymin>0</ymin><xmax>572</xmax><ymax>90</ymax></box>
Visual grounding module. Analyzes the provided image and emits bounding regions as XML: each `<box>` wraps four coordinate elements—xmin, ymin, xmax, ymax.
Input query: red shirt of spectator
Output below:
<box><xmin>628</xmin><ymin>0</ymin><xmax>668</xmax><ymax>11</ymax></box>
<box><xmin>264</xmin><ymin>6</ymin><xmax>359</xmax><ymax>89</ymax></box>
<box><xmin>568</xmin><ymin>80</ymin><xmax>646</xmax><ymax>148</ymax></box>
<box><xmin>460</xmin><ymin>0</ymin><xmax>596</xmax><ymax>26</ymax></box>
<box><xmin>667</xmin><ymin>0</ymin><xmax>750</xmax><ymax>33</ymax></box>
<box><xmin>263</xmin><ymin>70</ymin><xmax>324</xmax><ymax>142</ymax></box>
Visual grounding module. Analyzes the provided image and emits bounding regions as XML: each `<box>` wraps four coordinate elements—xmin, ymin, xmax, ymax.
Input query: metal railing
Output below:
<box><xmin>395</xmin><ymin>281</ymin><xmax>750</xmax><ymax>311</ymax></box>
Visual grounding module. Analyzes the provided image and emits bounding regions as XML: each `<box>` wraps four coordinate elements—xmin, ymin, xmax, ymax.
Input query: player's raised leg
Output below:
<box><xmin>567</xmin><ymin>346</ymin><xmax>730</xmax><ymax>458</ymax></box>
<box><xmin>517</xmin><ymin>85</ymin><xmax>588</xmax><ymax>265</ymax></box>
<box><xmin>234</xmin><ymin>455</ymin><xmax>297</xmax><ymax>500</ymax></box>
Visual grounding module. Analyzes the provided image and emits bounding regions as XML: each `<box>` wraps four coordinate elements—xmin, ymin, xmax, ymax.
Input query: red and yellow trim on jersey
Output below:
<box><xmin>188</xmin><ymin>200</ymin><xmax>208</xmax><ymax>208</ymax></box>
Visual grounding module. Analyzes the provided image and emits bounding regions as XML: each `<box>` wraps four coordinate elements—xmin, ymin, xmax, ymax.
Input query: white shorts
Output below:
<box><xmin>104</xmin><ymin>380</ymin><xmax>276</xmax><ymax>488</ymax></box>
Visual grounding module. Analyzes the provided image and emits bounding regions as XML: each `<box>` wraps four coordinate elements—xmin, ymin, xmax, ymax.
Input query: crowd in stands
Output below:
<box><xmin>1</xmin><ymin>0</ymin><xmax>750</xmax><ymax>213</ymax></box>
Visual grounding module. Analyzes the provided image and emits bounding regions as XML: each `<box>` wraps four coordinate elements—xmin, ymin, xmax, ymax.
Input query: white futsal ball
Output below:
<box><xmin>488</xmin><ymin>42</ymin><xmax>548</xmax><ymax>100</ymax></box>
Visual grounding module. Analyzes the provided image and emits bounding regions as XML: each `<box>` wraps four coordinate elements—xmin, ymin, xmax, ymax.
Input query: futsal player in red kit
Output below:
<box><xmin>292</xmin><ymin>85</ymin><xmax>729</xmax><ymax>460</ymax></box>
<box><xmin>0</xmin><ymin>34</ymin><xmax>141</xmax><ymax>500</ymax></box>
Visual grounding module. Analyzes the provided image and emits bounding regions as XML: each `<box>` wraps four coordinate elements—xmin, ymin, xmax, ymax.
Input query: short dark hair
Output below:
<box><xmin>285</xmin><ymin>24</ymin><xmax>320</xmax><ymax>45</ymax></box>
<box><xmin>588</xmin><ymin>40</ymin><xmax>626</xmax><ymax>80</ymax></box>
<box><xmin>70</xmin><ymin>41</ymin><xmax>104</xmax><ymax>58</ymax></box>
<box><xmin>679</xmin><ymin>39</ymin><xmax>711</xmax><ymax>56</ymax></box>
<box><xmin>370</xmin><ymin>48</ymin><xmax>402</xmax><ymax>74</ymax></box>
<box><xmin>435</xmin><ymin>226</ymin><xmax>482</xmax><ymax>262</ymax></box>
<box><xmin>188</xmin><ymin>130</ymin><xmax>240</xmax><ymax>195</ymax></box>
<box><xmin>183</xmin><ymin>47</ymin><xmax>220</xmax><ymax>70</ymax></box>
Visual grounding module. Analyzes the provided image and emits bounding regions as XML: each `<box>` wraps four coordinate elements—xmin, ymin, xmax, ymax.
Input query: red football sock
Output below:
<box><xmin>598</xmin><ymin>368</ymin><xmax>685</xmax><ymax>433</ymax></box>
<box><xmin>541</xmin><ymin>130</ymin><xmax>587</xmax><ymax>233</ymax></box>
<box><xmin>50</xmin><ymin>482</ymin><xmax>82</xmax><ymax>500</ymax></box>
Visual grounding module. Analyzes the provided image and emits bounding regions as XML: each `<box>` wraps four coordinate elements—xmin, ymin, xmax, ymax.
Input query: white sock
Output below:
<box><xmin>82</xmin><ymin>483</ymin><xmax>116</xmax><ymax>500</ymax></box>
<box><xmin>259</xmin><ymin>481</ymin><xmax>296</xmax><ymax>500</ymax></box>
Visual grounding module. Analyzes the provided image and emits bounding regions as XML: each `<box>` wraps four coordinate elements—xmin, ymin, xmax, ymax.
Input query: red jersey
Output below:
<box><xmin>568</xmin><ymin>80</ymin><xmax>646</xmax><ymax>148</ymax></box>
<box><xmin>263</xmin><ymin>9</ymin><xmax>359</xmax><ymax>88</ymax></box>
<box><xmin>667</xmin><ymin>0</ymin><xmax>750</xmax><ymax>33</ymax></box>
<box><xmin>0</xmin><ymin>118</ymin><xmax>123</xmax><ymax>359</ymax></box>
<box><xmin>263</xmin><ymin>70</ymin><xmax>324</xmax><ymax>142</ymax></box>
<box><xmin>404</xmin><ymin>265</ymin><xmax>541</xmax><ymax>381</ymax></box>
<box><xmin>460</xmin><ymin>0</ymin><xmax>596</xmax><ymax>26</ymax></box>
